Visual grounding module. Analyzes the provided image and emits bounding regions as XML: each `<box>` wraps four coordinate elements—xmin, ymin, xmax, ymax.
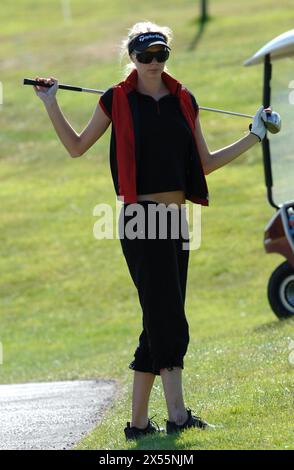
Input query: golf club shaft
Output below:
<box><xmin>199</xmin><ymin>106</ymin><xmax>253</xmax><ymax>119</ymax></box>
<box><xmin>24</xmin><ymin>78</ymin><xmax>254</xmax><ymax>118</ymax></box>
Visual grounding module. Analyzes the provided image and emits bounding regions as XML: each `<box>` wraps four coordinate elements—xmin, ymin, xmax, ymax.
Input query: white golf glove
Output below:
<box><xmin>34</xmin><ymin>76</ymin><xmax>58</xmax><ymax>105</ymax></box>
<box><xmin>249</xmin><ymin>106</ymin><xmax>268</xmax><ymax>142</ymax></box>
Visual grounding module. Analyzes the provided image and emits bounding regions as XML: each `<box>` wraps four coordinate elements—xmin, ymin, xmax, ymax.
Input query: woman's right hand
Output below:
<box><xmin>34</xmin><ymin>76</ymin><xmax>58</xmax><ymax>105</ymax></box>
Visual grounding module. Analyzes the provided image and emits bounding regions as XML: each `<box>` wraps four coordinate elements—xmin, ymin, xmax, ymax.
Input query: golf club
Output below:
<box><xmin>23</xmin><ymin>78</ymin><xmax>281</xmax><ymax>133</ymax></box>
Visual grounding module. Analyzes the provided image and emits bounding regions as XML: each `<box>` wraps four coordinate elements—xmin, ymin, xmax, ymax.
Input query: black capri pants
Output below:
<box><xmin>118</xmin><ymin>200</ymin><xmax>190</xmax><ymax>376</ymax></box>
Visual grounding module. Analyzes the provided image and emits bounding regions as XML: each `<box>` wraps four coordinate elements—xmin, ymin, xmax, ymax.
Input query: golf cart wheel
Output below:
<box><xmin>267</xmin><ymin>261</ymin><xmax>294</xmax><ymax>319</ymax></box>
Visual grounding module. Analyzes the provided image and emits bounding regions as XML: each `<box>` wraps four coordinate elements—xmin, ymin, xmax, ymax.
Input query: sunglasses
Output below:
<box><xmin>135</xmin><ymin>49</ymin><xmax>170</xmax><ymax>64</ymax></box>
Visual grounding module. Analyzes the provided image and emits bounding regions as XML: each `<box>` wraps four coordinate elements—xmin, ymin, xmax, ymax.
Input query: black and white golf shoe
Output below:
<box><xmin>124</xmin><ymin>415</ymin><xmax>165</xmax><ymax>441</ymax></box>
<box><xmin>166</xmin><ymin>408</ymin><xmax>216</xmax><ymax>435</ymax></box>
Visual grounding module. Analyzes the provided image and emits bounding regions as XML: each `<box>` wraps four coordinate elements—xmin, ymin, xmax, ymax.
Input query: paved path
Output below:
<box><xmin>0</xmin><ymin>380</ymin><xmax>117</xmax><ymax>450</ymax></box>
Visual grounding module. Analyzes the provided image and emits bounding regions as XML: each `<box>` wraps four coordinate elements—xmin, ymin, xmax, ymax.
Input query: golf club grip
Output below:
<box><xmin>23</xmin><ymin>78</ymin><xmax>83</xmax><ymax>92</ymax></box>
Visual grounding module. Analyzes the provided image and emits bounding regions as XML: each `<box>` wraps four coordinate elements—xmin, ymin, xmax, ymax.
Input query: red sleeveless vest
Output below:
<box><xmin>110</xmin><ymin>69</ymin><xmax>209</xmax><ymax>206</ymax></box>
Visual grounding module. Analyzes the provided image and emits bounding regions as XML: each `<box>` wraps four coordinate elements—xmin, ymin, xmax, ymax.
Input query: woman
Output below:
<box><xmin>34</xmin><ymin>21</ymin><xmax>267</xmax><ymax>441</ymax></box>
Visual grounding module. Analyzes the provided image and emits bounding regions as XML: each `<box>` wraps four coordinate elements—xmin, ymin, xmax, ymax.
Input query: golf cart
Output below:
<box><xmin>244</xmin><ymin>29</ymin><xmax>294</xmax><ymax>319</ymax></box>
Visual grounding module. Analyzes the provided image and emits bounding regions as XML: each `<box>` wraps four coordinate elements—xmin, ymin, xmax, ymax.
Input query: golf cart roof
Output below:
<box><xmin>244</xmin><ymin>29</ymin><xmax>294</xmax><ymax>66</ymax></box>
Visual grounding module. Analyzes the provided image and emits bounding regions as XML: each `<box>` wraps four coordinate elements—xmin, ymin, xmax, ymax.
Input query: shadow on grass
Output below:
<box><xmin>127</xmin><ymin>432</ymin><xmax>202</xmax><ymax>451</ymax></box>
<box><xmin>187</xmin><ymin>16</ymin><xmax>212</xmax><ymax>51</ymax></box>
<box><xmin>253</xmin><ymin>317</ymin><xmax>294</xmax><ymax>333</ymax></box>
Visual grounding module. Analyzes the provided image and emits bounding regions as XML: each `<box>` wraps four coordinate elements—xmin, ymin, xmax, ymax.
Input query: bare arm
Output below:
<box><xmin>207</xmin><ymin>132</ymin><xmax>259</xmax><ymax>174</ymax></box>
<box><xmin>44</xmin><ymin>98</ymin><xmax>80</xmax><ymax>157</ymax></box>
<box><xmin>44</xmin><ymin>98</ymin><xmax>111</xmax><ymax>157</ymax></box>
<box><xmin>75</xmin><ymin>101</ymin><xmax>111</xmax><ymax>157</ymax></box>
<box><xmin>194</xmin><ymin>113</ymin><xmax>259</xmax><ymax>175</ymax></box>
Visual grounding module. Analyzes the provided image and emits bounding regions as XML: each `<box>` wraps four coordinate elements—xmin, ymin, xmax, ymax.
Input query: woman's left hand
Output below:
<box><xmin>249</xmin><ymin>106</ymin><xmax>267</xmax><ymax>142</ymax></box>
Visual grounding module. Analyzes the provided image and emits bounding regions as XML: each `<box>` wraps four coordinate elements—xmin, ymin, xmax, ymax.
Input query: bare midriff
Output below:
<box><xmin>118</xmin><ymin>190</ymin><xmax>186</xmax><ymax>208</ymax></box>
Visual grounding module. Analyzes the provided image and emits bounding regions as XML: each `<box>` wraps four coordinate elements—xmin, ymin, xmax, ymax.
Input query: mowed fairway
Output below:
<box><xmin>0</xmin><ymin>0</ymin><xmax>293</xmax><ymax>450</ymax></box>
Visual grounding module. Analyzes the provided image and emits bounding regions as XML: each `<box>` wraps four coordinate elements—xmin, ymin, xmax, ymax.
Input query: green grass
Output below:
<box><xmin>1</xmin><ymin>0</ymin><xmax>294</xmax><ymax>450</ymax></box>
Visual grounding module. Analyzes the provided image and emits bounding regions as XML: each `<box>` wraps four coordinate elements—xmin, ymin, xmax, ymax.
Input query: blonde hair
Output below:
<box><xmin>119</xmin><ymin>21</ymin><xmax>173</xmax><ymax>79</ymax></box>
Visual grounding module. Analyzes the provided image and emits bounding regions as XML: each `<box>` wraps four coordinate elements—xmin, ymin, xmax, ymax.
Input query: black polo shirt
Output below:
<box><xmin>99</xmin><ymin>87</ymin><xmax>198</xmax><ymax>196</ymax></box>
